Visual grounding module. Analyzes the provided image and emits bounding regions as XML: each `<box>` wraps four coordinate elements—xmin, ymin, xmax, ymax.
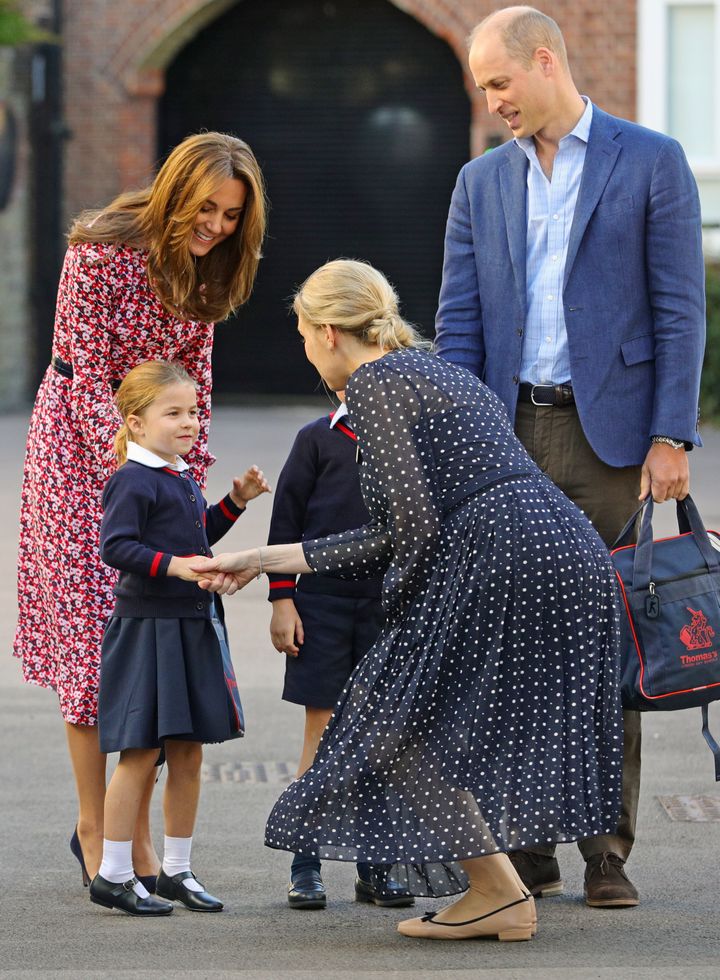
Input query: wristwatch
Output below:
<box><xmin>651</xmin><ymin>435</ymin><xmax>685</xmax><ymax>450</ymax></box>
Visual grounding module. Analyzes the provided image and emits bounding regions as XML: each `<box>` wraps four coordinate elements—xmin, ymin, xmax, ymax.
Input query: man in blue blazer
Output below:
<box><xmin>436</xmin><ymin>6</ymin><xmax>706</xmax><ymax>908</ymax></box>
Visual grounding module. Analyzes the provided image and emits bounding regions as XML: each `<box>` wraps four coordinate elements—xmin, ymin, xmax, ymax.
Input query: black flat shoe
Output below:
<box><xmin>137</xmin><ymin>874</ymin><xmax>157</xmax><ymax>894</ymax></box>
<box><xmin>156</xmin><ymin>869</ymin><xmax>224</xmax><ymax>912</ymax></box>
<box><xmin>89</xmin><ymin>874</ymin><xmax>173</xmax><ymax>916</ymax></box>
<box><xmin>355</xmin><ymin>865</ymin><xmax>415</xmax><ymax>908</ymax></box>
<box><xmin>70</xmin><ymin>827</ymin><xmax>90</xmax><ymax>887</ymax></box>
<box><xmin>288</xmin><ymin>869</ymin><xmax>327</xmax><ymax>910</ymax></box>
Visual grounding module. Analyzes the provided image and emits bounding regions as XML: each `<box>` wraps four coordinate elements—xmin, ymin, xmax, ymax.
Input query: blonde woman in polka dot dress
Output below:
<box><xmin>193</xmin><ymin>259</ymin><xmax>623</xmax><ymax>942</ymax></box>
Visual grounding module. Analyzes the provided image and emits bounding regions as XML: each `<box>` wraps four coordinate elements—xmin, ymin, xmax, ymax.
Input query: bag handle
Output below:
<box><xmin>631</xmin><ymin>494</ymin><xmax>720</xmax><ymax>593</ymax></box>
<box><xmin>676</xmin><ymin>496</ymin><xmax>720</xmax><ymax>570</ymax></box>
<box><xmin>702</xmin><ymin>704</ymin><xmax>720</xmax><ymax>782</ymax></box>
<box><xmin>611</xmin><ymin>497</ymin><xmax>649</xmax><ymax>550</ymax></box>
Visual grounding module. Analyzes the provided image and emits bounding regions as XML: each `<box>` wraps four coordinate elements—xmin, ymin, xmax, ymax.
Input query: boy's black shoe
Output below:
<box><xmin>354</xmin><ymin>864</ymin><xmax>415</xmax><ymax>908</ymax></box>
<box><xmin>288</xmin><ymin>869</ymin><xmax>327</xmax><ymax>909</ymax></box>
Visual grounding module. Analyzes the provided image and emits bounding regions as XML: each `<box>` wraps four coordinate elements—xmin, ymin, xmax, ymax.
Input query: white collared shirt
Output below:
<box><xmin>329</xmin><ymin>402</ymin><xmax>349</xmax><ymax>429</ymax></box>
<box><xmin>126</xmin><ymin>441</ymin><xmax>189</xmax><ymax>472</ymax></box>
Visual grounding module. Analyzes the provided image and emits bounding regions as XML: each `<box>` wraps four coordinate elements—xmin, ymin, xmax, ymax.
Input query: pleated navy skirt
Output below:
<box><xmin>98</xmin><ymin>605</ymin><xmax>244</xmax><ymax>753</ymax></box>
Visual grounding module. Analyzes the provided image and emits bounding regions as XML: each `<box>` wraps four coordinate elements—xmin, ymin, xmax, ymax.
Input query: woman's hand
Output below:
<box><xmin>190</xmin><ymin>550</ymin><xmax>260</xmax><ymax>594</ymax></box>
<box><xmin>229</xmin><ymin>466</ymin><xmax>271</xmax><ymax>508</ymax></box>
<box><xmin>269</xmin><ymin>599</ymin><xmax>304</xmax><ymax>657</ymax></box>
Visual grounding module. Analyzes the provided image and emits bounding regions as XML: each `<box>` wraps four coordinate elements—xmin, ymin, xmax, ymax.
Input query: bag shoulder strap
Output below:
<box><xmin>702</xmin><ymin>704</ymin><xmax>720</xmax><ymax>782</ymax></box>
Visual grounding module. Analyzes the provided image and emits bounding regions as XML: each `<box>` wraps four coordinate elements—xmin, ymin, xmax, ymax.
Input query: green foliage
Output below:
<box><xmin>0</xmin><ymin>1</ymin><xmax>57</xmax><ymax>46</ymax></box>
<box><xmin>702</xmin><ymin>263</ymin><xmax>720</xmax><ymax>424</ymax></box>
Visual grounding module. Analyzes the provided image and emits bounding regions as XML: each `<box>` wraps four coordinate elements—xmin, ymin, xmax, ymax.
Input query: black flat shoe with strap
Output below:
<box><xmin>156</xmin><ymin>869</ymin><xmax>224</xmax><ymax>912</ymax></box>
<box><xmin>89</xmin><ymin>874</ymin><xmax>174</xmax><ymax>916</ymax></box>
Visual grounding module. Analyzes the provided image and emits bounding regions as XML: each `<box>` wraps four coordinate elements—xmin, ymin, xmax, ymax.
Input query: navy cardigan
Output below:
<box><xmin>266</xmin><ymin>414</ymin><xmax>382</xmax><ymax>602</ymax></box>
<box><xmin>100</xmin><ymin>461</ymin><xmax>244</xmax><ymax>619</ymax></box>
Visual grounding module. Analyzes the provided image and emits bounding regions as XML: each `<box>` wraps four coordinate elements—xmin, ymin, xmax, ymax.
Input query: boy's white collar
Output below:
<box><xmin>329</xmin><ymin>402</ymin><xmax>348</xmax><ymax>428</ymax></box>
<box><xmin>126</xmin><ymin>441</ymin><xmax>189</xmax><ymax>471</ymax></box>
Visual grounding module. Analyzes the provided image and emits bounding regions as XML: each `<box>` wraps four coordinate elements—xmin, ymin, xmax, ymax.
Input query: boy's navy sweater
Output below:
<box><xmin>100</xmin><ymin>460</ymin><xmax>244</xmax><ymax>619</ymax></box>
<box><xmin>267</xmin><ymin>414</ymin><xmax>382</xmax><ymax>601</ymax></box>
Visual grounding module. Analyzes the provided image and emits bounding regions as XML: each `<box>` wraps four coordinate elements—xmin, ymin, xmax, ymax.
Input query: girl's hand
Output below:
<box><xmin>191</xmin><ymin>550</ymin><xmax>259</xmax><ymax>595</ymax></box>
<box><xmin>270</xmin><ymin>599</ymin><xmax>304</xmax><ymax>657</ymax></box>
<box><xmin>168</xmin><ymin>555</ymin><xmax>205</xmax><ymax>581</ymax></box>
<box><xmin>229</xmin><ymin>466</ymin><xmax>271</xmax><ymax>509</ymax></box>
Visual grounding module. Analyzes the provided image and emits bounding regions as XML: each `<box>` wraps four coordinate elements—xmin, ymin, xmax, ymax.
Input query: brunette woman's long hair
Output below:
<box><xmin>69</xmin><ymin>132</ymin><xmax>267</xmax><ymax>323</ymax></box>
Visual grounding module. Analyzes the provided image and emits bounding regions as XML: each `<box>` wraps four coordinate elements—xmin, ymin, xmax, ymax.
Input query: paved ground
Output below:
<box><xmin>1</xmin><ymin>405</ymin><xmax>719</xmax><ymax>979</ymax></box>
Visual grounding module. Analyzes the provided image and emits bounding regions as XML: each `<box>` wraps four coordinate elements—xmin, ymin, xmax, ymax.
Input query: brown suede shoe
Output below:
<box><xmin>508</xmin><ymin>851</ymin><xmax>563</xmax><ymax>897</ymax></box>
<box><xmin>584</xmin><ymin>852</ymin><xmax>639</xmax><ymax>908</ymax></box>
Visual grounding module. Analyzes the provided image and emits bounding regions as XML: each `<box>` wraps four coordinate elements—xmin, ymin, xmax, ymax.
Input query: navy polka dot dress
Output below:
<box><xmin>265</xmin><ymin>349</ymin><xmax>623</xmax><ymax>897</ymax></box>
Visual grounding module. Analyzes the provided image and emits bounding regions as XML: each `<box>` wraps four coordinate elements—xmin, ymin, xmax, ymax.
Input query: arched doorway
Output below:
<box><xmin>159</xmin><ymin>0</ymin><xmax>470</xmax><ymax>396</ymax></box>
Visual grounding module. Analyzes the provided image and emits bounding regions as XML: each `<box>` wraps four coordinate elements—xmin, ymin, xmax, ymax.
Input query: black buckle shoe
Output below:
<box><xmin>156</xmin><ymin>869</ymin><xmax>224</xmax><ymax>912</ymax></box>
<box><xmin>355</xmin><ymin>864</ymin><xmax>415</xmax><ymax>908</ymax></box>
<box><xmin>288</xmin><ymin>869</ymin><xmax>327</xmax><ymax>910</ymax></box>
<box><xmin>89</xmin><ymin>874</ymin><xmax>174</xmax><ymax>916</ymax></box>
<box><xmin>509</xmin><ymin>851</ymin><xmax>563</xmax><ymax>898</ymax></box>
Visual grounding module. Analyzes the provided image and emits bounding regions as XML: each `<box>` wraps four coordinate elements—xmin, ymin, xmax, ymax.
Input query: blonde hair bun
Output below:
<box><xmin>293</xmin><ymin>259</ymin><xmax>431</xmax><ymax>351</ymax></box>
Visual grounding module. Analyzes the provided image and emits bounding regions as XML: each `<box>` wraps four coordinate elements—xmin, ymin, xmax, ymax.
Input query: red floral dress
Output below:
<box><xmin>14</xmin><ymin>243</ymin><xmax>216</xmax><ymax>725</ymax></box>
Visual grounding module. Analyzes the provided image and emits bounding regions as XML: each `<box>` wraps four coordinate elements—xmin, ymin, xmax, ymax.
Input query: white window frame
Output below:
<box><xmin>638</xmin><ymin>0</ymin><xmax>720</xmax><ymax>177</ymax></box>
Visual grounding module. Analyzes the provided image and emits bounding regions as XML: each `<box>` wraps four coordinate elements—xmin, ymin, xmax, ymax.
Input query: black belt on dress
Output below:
<box><xmin>518</xmin><ymin>382</ymin><xmax>575</xmax><ymax>407</ymax></box>
<box><xmin>52</xmin><ymin>356</ymin><xmax>121</xmax><ymax>391</ymax></box>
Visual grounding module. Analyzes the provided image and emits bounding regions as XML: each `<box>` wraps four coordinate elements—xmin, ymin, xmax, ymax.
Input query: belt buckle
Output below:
<box><xmin>530</xmin><ymin>385</ymin><xmax>553</xmax><ymax>407</ymax></box>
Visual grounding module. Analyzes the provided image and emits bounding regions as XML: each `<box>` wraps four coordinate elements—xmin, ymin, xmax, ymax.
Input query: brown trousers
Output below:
<box><xmin>514</xmin><ymin>401</ymin><xmax>641</xmax><ymax>861</ymax></box>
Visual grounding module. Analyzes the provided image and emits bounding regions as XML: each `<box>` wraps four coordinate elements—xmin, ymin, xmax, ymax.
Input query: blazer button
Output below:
<box><xmin>189</xmin><ymin>494</ymin><xmax>196</xmax><ymax>502</ymax></box>
<box><xmin>195</xmin><ymin>520</ymin><xmax>201</xmax><ymax>528</ymax></box>
<box><xmin>512</xmin><ymin>375</ymin><xmax>519</xmax><ymax>384</ymax></box>
<box><xmin>196</xmin><ymin>601</ymin><xmax>205</xmax><ymax>611</ymax></box>
<box><xmin>516</xmin><ymin>327</ymin><xmax>524</xmax><ymax>336</ymax></box>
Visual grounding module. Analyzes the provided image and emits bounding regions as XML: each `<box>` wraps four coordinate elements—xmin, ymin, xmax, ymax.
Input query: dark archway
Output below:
<box><xmin>159</xmin><ymin>0</ymin><xmax>470</xmax><ymax>396</ymax></box>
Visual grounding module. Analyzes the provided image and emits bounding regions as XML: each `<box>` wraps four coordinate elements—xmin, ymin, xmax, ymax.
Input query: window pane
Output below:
<box><xmin>667</xmin><ymin>4</ymin><xmax>715</xmax><ymax>158</ymax></box>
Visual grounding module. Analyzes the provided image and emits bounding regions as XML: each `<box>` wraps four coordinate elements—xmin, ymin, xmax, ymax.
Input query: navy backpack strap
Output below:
<box><xmin>701</xmin><ymin>704</ymin><xmax>720</xmax><ymax>782</ymax></box>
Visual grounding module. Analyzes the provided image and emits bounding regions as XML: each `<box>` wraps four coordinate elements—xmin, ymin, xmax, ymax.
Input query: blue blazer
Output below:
<box><xmin>435</xmin><ymin>106</ymin><xmax>706</xmax><ymax>467</ymax></box>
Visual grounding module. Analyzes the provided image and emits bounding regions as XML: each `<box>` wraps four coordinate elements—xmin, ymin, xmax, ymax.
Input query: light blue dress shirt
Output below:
<box><xmin>516</xmin><ymin>98</ymin><xmax>593</xmax><ymax>385</ymax></box>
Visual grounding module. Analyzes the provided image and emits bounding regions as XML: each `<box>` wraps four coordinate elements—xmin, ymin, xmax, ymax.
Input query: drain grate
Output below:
<box><xmin>657</xmin><ymin>795</ymin><xmax>720</xmax><ymax>821</ymax></box>
<box><xmin>201</xmin><ymin>760</ymin><xmax>296</xmax><ymax>784</ymax></box>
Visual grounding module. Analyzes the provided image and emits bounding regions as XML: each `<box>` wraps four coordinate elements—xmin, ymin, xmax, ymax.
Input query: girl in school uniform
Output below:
<box><xmin>90</xmin><ymin>359</ymin><xmax>269</xmax><ymax>916</ymax></box>
<box><xmin>267</xmin><ymin>395</ymin><xmax>413</xmax><ymax>911</ymax></box>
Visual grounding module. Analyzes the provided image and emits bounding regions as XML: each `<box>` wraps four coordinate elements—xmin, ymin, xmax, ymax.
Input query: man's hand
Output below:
<box><xmin>639</xmin><ymin>443</ymin><xmax>689</xmax><ymax>502</ymax></box>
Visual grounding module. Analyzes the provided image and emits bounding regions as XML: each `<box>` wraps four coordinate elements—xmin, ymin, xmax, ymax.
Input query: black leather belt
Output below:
<box><xmin>518</xmin><ymin>382</ymin><xmax>574</xmax><ymax>407</ymax></box>
<box><xmin>52</xmin><ymin>356</ymin><xmax>121</xmax><ymax>391</ymax></box>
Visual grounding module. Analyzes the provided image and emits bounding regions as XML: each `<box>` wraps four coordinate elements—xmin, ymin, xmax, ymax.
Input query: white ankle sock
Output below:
<box><xmin>98</xmin><ymin>839</ymin><xmax>149</xmax><ymax>898</ymax></box>
<box><xmin>163</xmin><ymin>835</ymin><xmax>203</xmax><ymax>892</ymax></box>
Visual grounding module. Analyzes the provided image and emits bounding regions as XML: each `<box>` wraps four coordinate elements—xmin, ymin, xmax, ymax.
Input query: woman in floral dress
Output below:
<box><xmin>14</xmin><ymin>132</ymin><xmax>266</xmax><ymax>885</ymax></box>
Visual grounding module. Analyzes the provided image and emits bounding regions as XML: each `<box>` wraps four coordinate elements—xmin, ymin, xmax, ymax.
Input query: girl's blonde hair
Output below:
<box><xmin>292</xmin><ymin>259</ymin><xmax>431</xmax><ymax>351</ymax></box>
<box><xmin>69</xmin><ymin>132</ymin><xmax>267</xmax><ymax>324</ymax></box>
<box><xmin>114</xmin><ymin>360</ymin><xmax>197</xmax><ymax>465</ymax></box>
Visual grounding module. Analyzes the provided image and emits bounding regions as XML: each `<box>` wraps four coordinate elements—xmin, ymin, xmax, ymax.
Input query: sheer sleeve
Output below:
<box><xmin>302</xmin><ymin>357</ymin><xmax>442</xmax><ymax>614</ymax></box>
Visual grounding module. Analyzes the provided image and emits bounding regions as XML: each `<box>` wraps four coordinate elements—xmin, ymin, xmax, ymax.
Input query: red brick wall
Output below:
<box><xmin>62</xmin><ymin>0</ymin><xmax>637</xmax><ymax>218</ymax></box>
